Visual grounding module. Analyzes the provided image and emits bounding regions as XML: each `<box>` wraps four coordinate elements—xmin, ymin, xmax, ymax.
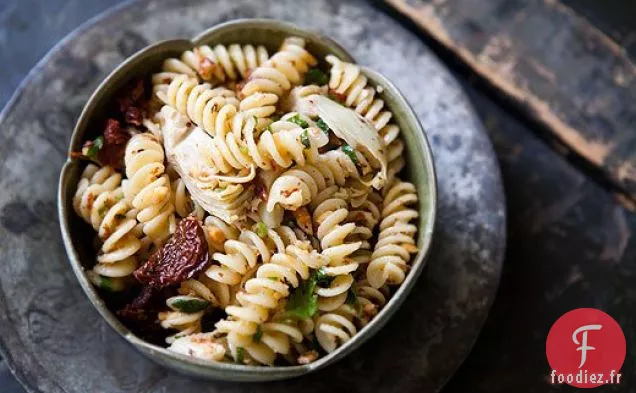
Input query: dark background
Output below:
<box><xmin>1</xmin><ymin>0</ymin><xmax>635</xmax><ymax>392</ymax></box>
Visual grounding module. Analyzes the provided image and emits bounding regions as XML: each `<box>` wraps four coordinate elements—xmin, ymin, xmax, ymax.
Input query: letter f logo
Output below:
<box><xmin>572</xmin><ymin>324</ymin><xmax>602</xmax><ymax>368</ymax></box>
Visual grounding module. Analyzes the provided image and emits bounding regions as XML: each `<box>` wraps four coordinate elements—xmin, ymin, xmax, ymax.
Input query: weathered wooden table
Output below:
<box><xmin>0</xmin><ymin>0</ymin><xmax>634</xmax><ymax>392</ymax></box>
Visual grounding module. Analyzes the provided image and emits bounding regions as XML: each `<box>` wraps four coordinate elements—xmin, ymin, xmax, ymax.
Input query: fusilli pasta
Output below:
<box><xmin>326</xmin><ymin>55</ymin><xmax>406</xmax><ymax>185</ymax></box>
<box><xmin>123</xmin><ymin>133</ymin><xmax>176</xmax><ymax>244</ymax></box>
<box><xmin>73</xmin><ymin>164</ymin><xmax>141</xmax><ymax>290</ymax></box>
<box><xmin>367</xmin><ymin>182</ymin><xmax>419</xmax><ymax>288</ymax></box>
<box><xmin>73</xmin><ymin>34</ymin><xmax>423</xmax><ymax>367</ymax></box>
<box><xmin>239</xmin><ymin>37</ymin><xmax>317</xmax><ymax>118</ymax></box>
<box><xmin>162</xmin><ymin>44</ymin><xmax>269</xmax><ymax>83</ymax></box>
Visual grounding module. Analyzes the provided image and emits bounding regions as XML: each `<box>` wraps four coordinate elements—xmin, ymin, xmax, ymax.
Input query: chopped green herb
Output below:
<box><xmin>316</xmin><ymin>117</ymin><xmax>330</xmax><ymax>136</ymax></box>
<box><xmin>97</xmin><ymin>206</ymin><xmax>107</xmax><ymax>218</ymax></box>
<box><xmin>346</xmin><ymin>289</ymin><xmax>358</xmax><ymax>306</ymax></box>
<box><xmin>315</xmin><ymin>267</ymin><xmax>334</xmax><ymax>287</ymax></box>
<box><xmin>300</xmin><ymin>129</ymin><xmax>311</xmax><ymax>149</ymax></box>
<box><xmin>314</xmin><ymin>267</ymin><xmax>329</xmax><ymax>283</ymax></box>
<box><xmin>239</xmin><ymin>145</ymin><xmax>249</xmax><ymax>155</ymax></box>
<box><xmin>215</xmin><ymin>186</ymin><xmax>226</xmax><ymax>192</ymax></box>
<box><xmin>99</xmin><ymin>276</ymin><xmax>114</xmax><ymax>291</ymax></box>
<box><xmin>282</xmin><ymin>268</ymin><xmax>331</xmax><ymax>320</ymax></box>
<box><xmin>305</xmin><ymin>68</ymin><xmax>329</xmax><ymax>86</ymax></box>
<box><xmin>252</xmin><ymin>326</ymin><xmax>263</xmax><ymax>343</ymax></box>
<box><xmin>288</xmin><ymin>114</ymin><xmax>309</xmax><ymax>129</ymax></box>
<box><xmin>114</xmin><ymin>194</ymin><xmax>125</xmax><ymax>202</ymax></box>
<box><xmin>236</xmin><ymin>347</ymin><xmax>245</xmax><ymax>363</ymax></box>
<box><xmin>171</xmin><ymin>298</ymin><xmax>210</xmax><ymax>313</ymax></box>
<box><xmin>254</xmin><ymin>221</ymin><xmax>268</xmax><ymax>238</ymax></box>
<box><xmin>85</xmin><ymin>136</ymin><xmax>104</xmax><ymax>160</ymax></box>
<box><xmin>341</xmin><ymin>144</ymin><xmax>359</xmax><ymax>166</ymax></box>
<box><xmin>268</xmin><ymin>276</ymin><xmax>279</xmax><ymax>281</ymax></box>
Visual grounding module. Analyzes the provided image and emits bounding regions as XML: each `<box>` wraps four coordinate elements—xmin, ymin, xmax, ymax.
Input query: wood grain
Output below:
<box><xmin>383</xmin><ymin>0</ymin><xmax>636</xmax><ymax>204</ymax></box>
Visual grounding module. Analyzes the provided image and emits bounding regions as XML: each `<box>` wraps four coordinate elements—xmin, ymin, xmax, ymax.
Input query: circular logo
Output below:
<box><xmin>546</xmin><ymin>308</ymin><xmax>626</xmax><ymax>388</ymax></box>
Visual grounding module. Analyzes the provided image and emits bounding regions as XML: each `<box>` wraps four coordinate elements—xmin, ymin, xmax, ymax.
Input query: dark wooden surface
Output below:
<box><xmin>383</xmin><ymin>0</ymin><xmax>636</xmax><ymax>209</ymax></box>
<box><xmin>0</xmin><ymin>0</ymin><xmax>634</xmax><ymax>392</ymax></box>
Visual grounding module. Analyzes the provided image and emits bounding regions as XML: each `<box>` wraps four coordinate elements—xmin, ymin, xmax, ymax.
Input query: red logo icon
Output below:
<box><xmin>546</xmin><ymin>308</ymin><xmax>626</xmax><ymax>388</ymax></box>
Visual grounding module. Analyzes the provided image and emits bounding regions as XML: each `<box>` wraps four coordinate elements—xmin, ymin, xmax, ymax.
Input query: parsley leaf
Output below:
<box><xmin>282</xmin><ymin>268</ymin><xmax>331</xmax><ymax>320</ymax></box>
<box><xmin>346</xmin><ymin>289</ymin><xmax>358</xmax><ymax>306</ymax></box>
<box><xmin>236</xmin><ymin>347</ymin><xmax>245</xmax><ymax>363</ymax></box>
<box><xmin>252</xmin><ymin>326</ymin><xmax>263</xmax><ymax>343</ymax></box>
<box><xmin>99</xmin><ymin>276</ymin><xmax>114</xmax><ymax>291</ymax></box>
<box><xmin>86</xmin><ymin>136</ymin><xmax>104</xmax><ymax>159</ymax></box>
<box><xmin>170</xmin><ymin>297</ymin><xmax>210</xmax><ymax>313</ymax></box>
<box><xmin>254</xmin><ymin>221</ymin><xmax>268</xmax><ymax>238</ymax></box>
<box><xmin>300</xmin><ymin>129</ymin><xmax>311</xmax><ymax>149</ymax></box>
<box><xmin>305</xmin><ymin>68</ymin><xmax>329</xmax><ymax>86</ymax></box>
<box><xmin>341</xmin><ymin>144</ymin><xmax>359</xmax><ymax>166</ymax></box>
<box><xmin>288</xmin><ymin>114</ymin><xmax>309</xmax><ymax>129</ymax></box>
<box><xmin>316</xmin><ymin>117</ymin><xmax>330</xmax><ymax>136</ymax></box>
<box><xmin>314</xmin><ymin>267</ymin><xmax>333</xmax><ymax>287</ymax></box>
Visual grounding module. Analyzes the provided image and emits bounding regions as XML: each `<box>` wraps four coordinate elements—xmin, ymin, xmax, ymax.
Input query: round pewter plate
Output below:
<box><xmin>0</xmin><ymin>0</ymin><xmax>505</xmax><ymax>392</ymax></box>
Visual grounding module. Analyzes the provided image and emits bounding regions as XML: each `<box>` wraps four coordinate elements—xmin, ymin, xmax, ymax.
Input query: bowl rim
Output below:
<box><xmin>57</xmin><ymin>18</ymin><xmax>437</xmax><ymax>381</ymax></box>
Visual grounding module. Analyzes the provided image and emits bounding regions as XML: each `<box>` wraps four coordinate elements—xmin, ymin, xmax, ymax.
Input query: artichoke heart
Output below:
<box><xmin>302</xmin><ymin>94</ymin><xmax>388</xmax><ymax>189</ymax></box>
<box><xmin>160</xmin><ymin>105</ymin><xmax>253</xmax><ymax>223</ymax></box>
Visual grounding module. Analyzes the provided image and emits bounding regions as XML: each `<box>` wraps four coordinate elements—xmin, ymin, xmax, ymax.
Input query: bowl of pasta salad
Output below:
<box><xmin>58</xmin><ymin>19</ymin><xmax>437</xmax><ymax>381</ymax></box>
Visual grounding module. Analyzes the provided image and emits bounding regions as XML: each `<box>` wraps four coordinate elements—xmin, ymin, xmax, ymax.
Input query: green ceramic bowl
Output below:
<box><xmin>58</xmin><ymin>19</ymin><xmax>437</xmax><ymax>382</ymax></box>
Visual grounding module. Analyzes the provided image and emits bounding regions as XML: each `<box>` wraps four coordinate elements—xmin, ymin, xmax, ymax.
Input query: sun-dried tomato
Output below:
<box><xmin>124</xmin><ymin>106</ymin><xmax>144</xmax><ymax>126</ymax></box>
<box><xmin>116</xmin><ymin>79</ymin><xmax>148</xmax><ymax>127</ymax></box>
<box><xmin>103</xmin><ymin>118</ymin><xmax>128</xmax><ymax>145</ymax></box>
<box><xmin>118</xmin><ymin>286</ymin><xmax>160</xmax><ymax>321</ymax></box>
<box><xmin>118</xmin><ymin>285</ymin><xmax>176</xmax><ymax>345</ymax></box>
<box><xmin>134</xmin><ymin>216</ymin><xmax>210</xmax><ymax>287</ymax></box>
<box><xmin>97</xmin><ymin>118</ymin><xmax>130</xmax><ymax>170</ymax></box>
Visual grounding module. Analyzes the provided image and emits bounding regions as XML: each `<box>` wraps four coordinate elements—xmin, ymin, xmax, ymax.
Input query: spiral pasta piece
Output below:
<box><xmin>171</xmin><ymin>177</ymin><xmax>205</xmax><ymax>220</ymax></box>
<box><xmin>153</xmin><ymin>75</ymin><xmax>239</xmax><ymax>138</ymax></box>
<box><xmin>280</xmin><ymin>84</ymin><xmax>328</xmax><ymax>113</ymax></box>
<box><xmin>326</xmin><ymin>55</ymin><xmax>405</xmax><ymax>185</ymax></box>
<box><xmin>347</xmin><ymin>190</ymin><xmax>381</xmax><ymax>250</ymax></box>
<box><xmin>159</xmin><ymin>275</ymin><xmax>232</xmax><ymax>343</ymax></box>
<box><xmin>215</xmin><ymin>243</ymin><xmax>326</xmax><ymax>365</ymax></box>
<box><xmin>162</xmin><ymin>44</ymin><xmax>269</xmax><ymax>84</ymax></box>
<box><xmin>122</xmin><ymin>133</ymin><xmax>176</xmax><ymax>245</ymax></box>
<box><xmin>367</xmin><ymin>182</ymin><xmax>419</xmax><ymax>288</ymax></box>
<box><xmin>205</xmin><ymin>230</ymin><xmax>271</xmax><ymax>287</ymax></box>
<box><xmin>239</xmin><ymin>37</ymin><xmax>317</xmax><ymax>118</ymax></box>
<box><xmin>312</xmin><ymin>198</ymin><xmax>362</xmax><ymax>311</ymax></box>
<box><xmin>209</xmin><ymin>111</ymin><xmax>330</xmax><ymax>178</ymax></box>
<box><xmin>73</xmin><ymin>164</ymin><xmax>141</xmax><ymax>290</ymax></box>
<box><xmin>203</xmin><ymin>215</ymin><xmax>240</xmax><ymax>252</ymax></box>
<box><xmin>267</xmin><ymin>148</ymin><xmax>371</xmax><ymax>212</ymax></box>
<box><xmin>315</xmin><ymin>305</ymin><xmax>358</xmax><ymax>353</ymax></box>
